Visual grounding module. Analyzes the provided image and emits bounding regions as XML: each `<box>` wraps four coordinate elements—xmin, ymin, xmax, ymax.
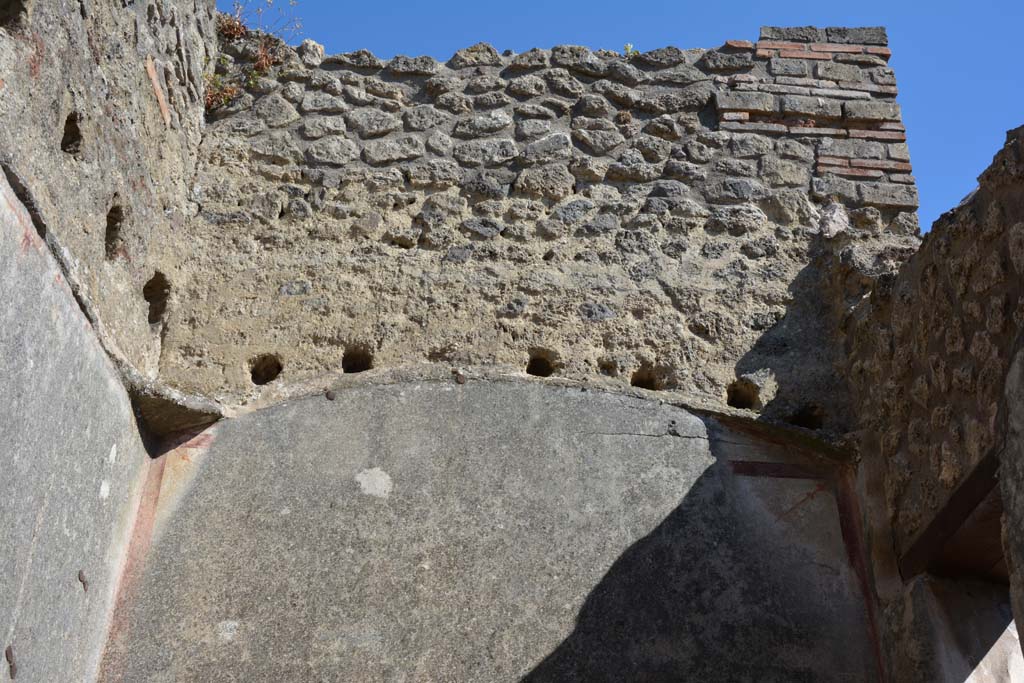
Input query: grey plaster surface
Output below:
<box><xmin>103</xmin><ymin>380</ymin><xmax>875</xmax><ymax>681</ymax></box>
<box><xmin>0</xmin><ymin>174</ymin><xmax>150</xmax><ymax>681</ymax></box>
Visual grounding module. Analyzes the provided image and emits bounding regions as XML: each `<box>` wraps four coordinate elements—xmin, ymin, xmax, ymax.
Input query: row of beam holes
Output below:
<box><xmin>103</xmin><ymin>201</ymin><xmax>172</xmax><ymax>333</ymax></box>
<box><xmin>527</xmin><ymin>352</ymin><xmax>667</xmax><ymax>391</ymax></box>
<box><xmin>249</xmin><ymin>347</ymin><xmax>375</xmax><ymax>386</ymax></box>
<box><xmin>61</xmin><ymin>107</ymin><xmax>176</xmax><ymax>341</ymax></box>
<box><xmin>726</xmin><ymin>379</ymin><xmax>826</xmax><ymax>430</ymax></box>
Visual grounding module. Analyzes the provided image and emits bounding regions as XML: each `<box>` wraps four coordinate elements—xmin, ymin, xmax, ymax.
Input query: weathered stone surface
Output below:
<box><xmin>716</xmin><ymin>91</ymin><xmax>775</xmax><ymax>113</ymax></box>
<box><xmin>520</xmin><ymin>133</ymin><xmax>572</xmax><ymax>164</ymax></box>
<box><xmin>606</xmin><ymin>150</ymin><xmax>662</xmax><ymax>182</ymax></box>
<box><xmin>825</xmin><ymin>26</ymin><xmax>888</xmax><ymax>45</ymax></box>
<box><xmin>760</xmin><ymin>26</ymin><xmax>826</xmax><ymax>42</ymax></box>
<box><xmin>398</xmin><ymin>105</ymin><xmax>448</xmax><ymax>131</ymax></box>
<box><xmin>461</xmin><ymin>216</ymin><xmax>505</xmax><ymax>238</ymax></box>
<box><xmin>816</xmin><ymin>61</ymin><xmax>862</xmax><ymax>83</ymax></box>
<box><xmin>300</xmin><ymin>91</ymin><xmax>349</xmax><ymax>113</ymax></box>
<box><xmin>253</xmin><ymin>93</ymin><xmax>300</xmax><ymax>127</ymax></box>
<box><xmin>406</xmin><ymin>159</ymin><xmax>463</xmax><ymax>188</ymax></box>
<box><xmin>453</xmin><ymin>138</ymin><xmax>519</xmax><ymax>167</ymax></box>
<box><xmin>345</xmin><ymin>109</ymin><xmax>401</xmax><ymax>138</ymax></box>
<box><xmin>572</xmin><ymin>128</ymin><xmax>625</xmax><ymax>154</ymax></box>
<box><xmin>452</xmin><ymin>110</ymin><xmax>513</xmax><ymax>138</ymax></box>
<box><xmin>363</xmin><ymin>135</ymin><xmax>425</xmax><ymax>165</ymax></box>
<box><xmin>510</xmin><ymin>48</ymin><xmax>550</xmax><ymax>70</ymax></box>
<box><xmin>780</xmin><ymin>95</ymin><xmax>842</xmax><ymax>118</ymax></box>
<box><xmin>250</xmin><ymin>131</ymin><xmax>303</xmax><ymax>164</ymax></box>
<box><xmin>324</xmin><ymin>49</ymin><xmax>386</xmax><ymax>70</ymax></box>
<box><xmin>99</xmin><ymin>381</ymin><xmax>878</xmax><ymax>682</ymax></box>
<box><xmin>844</xmin><ymin>100</ymin><xmax>902</xmax><ymax>121</ymax></box>
<box><xmin>449</xmin><ymin>42</ymin><xmax>502</xmax><ymax>68</ymax></box>
<box><xmin>0</xmin><ymin>173</ymin><xmax>155</xmax><ymax>683</ymax></box>
<box><xmin>770</xmin><ymin>58</ymin><xmax>808</xmax><ymax>77</ymax></box>
<box><xmin>551</xmin><ymin>45</ymin><xmax>608</xmax><ymax>76</ymax></box>
<box><xmin>515</xmin><ymin>164</ymin><xmax>576</xmax><ymax>199</ymax></box>
<box><xmin>297</xmin><ymin>39</ymin><xmax>325</xmax><ymax>67</ymax></box>
<box><xmin>858</xmin><ymin>182</ymin><xmax>919</xmax><ymax>208</ymax></box>
<box><xmin>706</xmin><ymin>204</ymin><xmax>768</xmax><ymax>234</ymax></box>
<box><xmin>306</xmin><ymin>137</ymin><xmax>359</xmax><ymax>165</ymax></box>
<box><xmin>300</xmin><ymin>116</ymin><xmax>347</xmax><ymax>139</ymax></box>
<box><xmin>704</xmin><ymin>178</ymin><xmax>769</xmax><ymax>203</ymax></box>
<box><xmin>387</xmin><ymin>54</ymin><xmax>440</xmax><ymax>76</ymax></box>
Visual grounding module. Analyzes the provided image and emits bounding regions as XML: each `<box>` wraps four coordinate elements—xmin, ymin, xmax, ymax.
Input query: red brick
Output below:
<box><xmin>780</xmin><ymin>50</ymin><xmax>832</xmax><ymax>60</ymax></box>
<box><xmin>848</xmin><ymin>129</ymin><xmax>906</xmax><ymax>141</ymax></box>
<box><xmin>720</xmin><ymin>121</ymin><xmax>788</xmax><ymax>134</ymax></box>
<box><xmin>725</xmin><ymin>40</ymin><xmax>754</xmax><ymax>49</ymax></box>
<box><xmin>809</xmin><ymin>43</ymin><xmax>865</xmax><ymax>53</ymax></box>
<box><xmin>831</xmin><ymin>167</ymin><xmax>885</xmax><ymax>178</ymax></box>
<box><xmin>720</xmin><ymin>112</ymin><xmax>749</xmax><ymax>121</ymax></box>
<box><xmin>790</xmin><ymin>126</ymin><xmax>848</xmax><ymax>137</ymax></box>
<box><xmin>755</xmin><ymin>49</ymin><xmax>776</xmax><ymax>59</ymax></box>
<box><xmin>756</xmin><ymin>40</ymin><xmax>807</xmax><ymax>50</ymax></box>
<box><xmin>865</xmin><ymin>46</ymin><xmax>892</xmax><ymax>58</ymax></box>
<box><xmin>817</xmin><ymin>155</ymin><xmax>850</xmax><ymax>166</ymax></box>
<box><xmin>851</xmin><ymin>159</ymin><xmax>913</xmax><ymax>171</ymax></box>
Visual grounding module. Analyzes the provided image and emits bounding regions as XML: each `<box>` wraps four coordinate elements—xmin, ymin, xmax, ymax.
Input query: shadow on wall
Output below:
<box><xmin>521</xmin><ymin>429</ymin><xmax>1018</xmax><ymax>682</ymax></box>
<box><xmin>732</xmin><ymin>229</ymin><xmax>917</xmax><ymax>434</ymax></box>
<box><xmin>732</xmin><ymin>249</ymin><xmax>846</xmax><ymax>432</ymax></box>
<box><xmin>522</xmin><ymin>431</ymin><xmax>878</xmax><ymax>683</ymax></box>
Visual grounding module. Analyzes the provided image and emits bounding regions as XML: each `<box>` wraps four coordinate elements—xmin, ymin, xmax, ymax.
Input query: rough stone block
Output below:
<box><xmin>769</xmin><ymin>58</ymin><xmax>808</xmax><ymax>77</ymax></box>
<box><xmin>825</xmin><ymin>27</ymin><xmax>888</xmax><ymax>45</ymax></box>
<box><xmin>817</xmin><ymin>137</ymin><xmax>885</xmax><ymax>158</ymax></box>
<box><xmin>815</xmin><ymin>61</ymin><xmax>863</xmax><ymax>83</ymax></box>
<box><xmin>859</xmin><ymin>182</ymin><xmax>919</xmax><ymax>208</ymax></box>
<box><xmin>811</xmin><ymin>175</ymin><xmax>859</xmax><ymax>202</ymax></box>
<box><xmin>362</xmin><ymin>135</ymin><xmax>425</xmax><ymax>165</ymax></box>
<box><xmin>759</xmin><ymin>26</ymin><xmax>827</xmax><ymax>42</ymax></box>
<box><xmin>715</xmin><ymin>91</ymin><xmax>775</xmax><ymax>113</ymax></box>
<box><xmin>844</xmin><ymin>100</ymin><xmax>901</xmax><ymax>121</ymax></box>
<box><xmin>779</xmin><ymin>95</ymin><xmax>842</xmax><ymax>118</ymax></box>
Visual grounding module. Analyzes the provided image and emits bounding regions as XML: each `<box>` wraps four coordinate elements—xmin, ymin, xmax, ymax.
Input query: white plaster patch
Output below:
<box><xmin>356</xmin><ymin>468</ymin><xmax>393</xmax><ymax>499</ymax></box>
<box><xmin>216</xmin><ymin>620</ymin><xmax>240</xmax><ymax>643</ymax></box>
<box><xmin>108</xmin><ymin>443</ymin><xmax>118</xmax><ymax>464</ymax></box>
<box><xmin>99</xmin><ymin>480</ymin><xmax>110</xmax><ymax>499</ymax></box>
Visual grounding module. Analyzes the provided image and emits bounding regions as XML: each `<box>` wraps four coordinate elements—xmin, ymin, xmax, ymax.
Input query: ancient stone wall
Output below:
<box><xmin>155</xmin><ymin>25</ymin><xmax>919</xmax><ymax>424</ymax></box>
<box><xmin>844</xmin><ymin>126</ymin><xmax>1024</xmax><ymax>679</ymax></box>
<box><xmin>0</xmin><ymin>0</ymin><xmax>216</xmax><ymax>392</ymax></box>
<box><xmin>846</xmin><ymin>126</ymin><xmax>1024</xmax><ymax>551</ymax></box>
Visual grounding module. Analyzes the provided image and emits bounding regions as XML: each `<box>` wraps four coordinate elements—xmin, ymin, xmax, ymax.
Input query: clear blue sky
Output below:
<box><xmin>220</xmin><ymin>0</ymin><xmax>1024</xmax><ymax>231</ymax></box>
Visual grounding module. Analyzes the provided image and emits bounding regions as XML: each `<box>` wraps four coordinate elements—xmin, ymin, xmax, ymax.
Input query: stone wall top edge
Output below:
<box><xmin>257</xmin><ymin>24</ymin><xmax>891</xmax><ymax>74</ymax></box>
<box><xmin>759</xmin><ymin>26</ymin><xmax>888</xmax><ymax>46</ymax></box>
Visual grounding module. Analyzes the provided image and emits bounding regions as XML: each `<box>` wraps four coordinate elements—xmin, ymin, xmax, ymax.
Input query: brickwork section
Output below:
<box><xmin>713</xmin><ymin>27</ymin><xmax>917</xmax><ymax>215</ymax></box>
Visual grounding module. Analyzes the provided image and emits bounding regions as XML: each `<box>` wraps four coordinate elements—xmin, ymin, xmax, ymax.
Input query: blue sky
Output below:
<box><xmin>219</xmin><ymin>0</ymin><xmax>1024</xmax><ymax>231</ymax></box>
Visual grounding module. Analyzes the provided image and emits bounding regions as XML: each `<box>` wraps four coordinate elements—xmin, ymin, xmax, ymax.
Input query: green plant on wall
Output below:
<box><xmin>206</xmin><ymin>0</ymin><xmax>302</xmax><ymax>112</ymax></box>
